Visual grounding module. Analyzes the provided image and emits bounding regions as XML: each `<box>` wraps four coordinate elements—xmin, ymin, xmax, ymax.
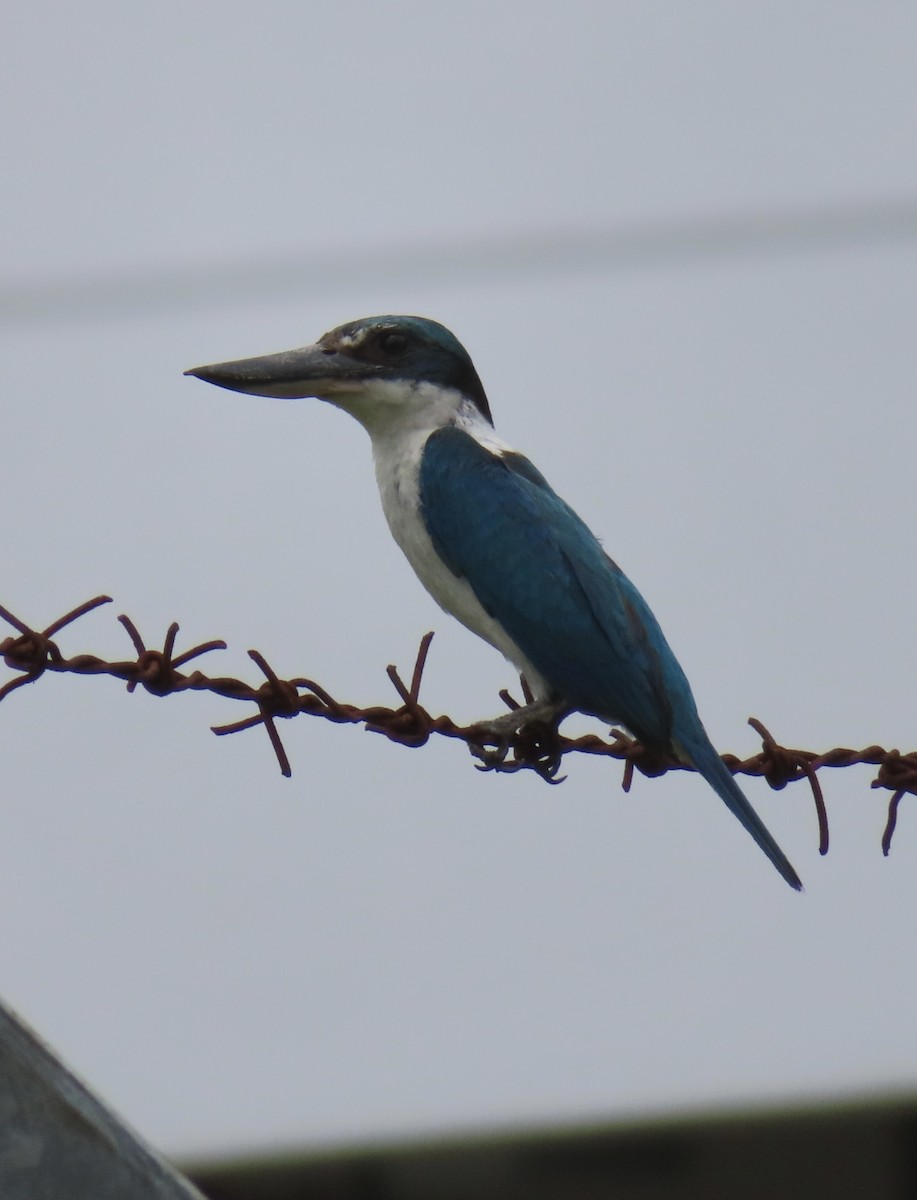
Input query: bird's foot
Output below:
<box><xmin>474</xmin><ymin>697</ymin><xmax>569</xmax><ymax>740</ymax></box>
<box><xmin>466</xmin><ymin>698</ymin><xmax>571</xmax><ymax>783</ymax></box>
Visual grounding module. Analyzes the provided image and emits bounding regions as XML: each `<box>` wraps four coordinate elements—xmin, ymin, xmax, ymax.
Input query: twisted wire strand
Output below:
<box><xmin>3</xmin><ymin>596</ymin><xmax>915</xmax><ymax>857</ymax></box>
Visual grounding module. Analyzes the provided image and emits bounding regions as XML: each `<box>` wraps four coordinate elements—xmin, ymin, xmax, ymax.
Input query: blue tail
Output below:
<box><xmin>676</xmin><ymin>732</ymin><xmax>803</xmax><ymax>891</ymax></box>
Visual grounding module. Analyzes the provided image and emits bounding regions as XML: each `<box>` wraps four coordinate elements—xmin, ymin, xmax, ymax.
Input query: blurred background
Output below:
<box><xmin>2</xmin><ymin>0</ymin><xmax>917</xmax><ymax>1176</ymax></box>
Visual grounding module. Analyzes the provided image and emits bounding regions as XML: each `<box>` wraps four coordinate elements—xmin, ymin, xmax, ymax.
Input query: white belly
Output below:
<box><xmin>370</xmin><ymin>427</ymin><xmax>549</xmax><ymax>696</ymax></box>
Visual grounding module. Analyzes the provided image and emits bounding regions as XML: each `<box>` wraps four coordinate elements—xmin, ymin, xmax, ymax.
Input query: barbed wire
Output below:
<box><xmin>2</xmin><ymin>595</ymin><xmax>915</xmax><ymax>858</ymax></box>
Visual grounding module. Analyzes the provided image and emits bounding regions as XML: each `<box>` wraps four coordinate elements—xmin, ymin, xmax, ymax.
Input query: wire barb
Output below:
<box><xmin>2</xmin><ymin>596</ymin><xmax>916</xmax><ymax>857</ymax></box>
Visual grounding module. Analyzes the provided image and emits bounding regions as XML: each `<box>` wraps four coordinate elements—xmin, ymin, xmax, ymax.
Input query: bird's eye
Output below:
<box><xmin>378</xmin><ymin>331</ymin><xmax>409</xmax><ymax>356</ymax></box>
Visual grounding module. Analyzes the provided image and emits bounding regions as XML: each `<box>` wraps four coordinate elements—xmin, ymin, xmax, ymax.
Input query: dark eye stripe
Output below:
<box><xmin>379</xmin><ymin>331</ymin><xmax>409</xmax><ymax>355</ymax></box>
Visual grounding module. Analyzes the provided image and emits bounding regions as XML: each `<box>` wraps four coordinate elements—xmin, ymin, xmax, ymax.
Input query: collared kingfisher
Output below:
<box><xmin>187</xmin><ymin>316</ymin><xmax>801</xmax><ymax>890</ymax></box>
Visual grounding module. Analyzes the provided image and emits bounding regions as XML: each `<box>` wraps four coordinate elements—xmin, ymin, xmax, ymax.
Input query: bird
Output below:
<box><xmin>186</xmin><ymin>315</ymin><xmax>802</xmax><ymax>890</ymax></box>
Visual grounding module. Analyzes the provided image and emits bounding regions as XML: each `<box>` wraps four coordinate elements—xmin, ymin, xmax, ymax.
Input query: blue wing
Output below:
<box><xmin>419</xmin><ymin>426</ymin><xmax>802</xmax><ymax>890</ymax></box>
<box><xmin>419</xmin><ymin>425</ymin><xmax>696</xmax><ymax>747</ymax></box>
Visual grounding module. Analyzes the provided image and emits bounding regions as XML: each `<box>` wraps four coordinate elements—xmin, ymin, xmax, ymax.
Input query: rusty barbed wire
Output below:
<box><xmin>2</xmin><ymin>596</ymin><xmax>916</xmax><ymax>857</ymax></box>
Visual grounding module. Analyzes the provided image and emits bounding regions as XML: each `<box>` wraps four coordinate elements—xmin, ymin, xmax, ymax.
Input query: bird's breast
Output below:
<box><xmin>370</xmin><ymin>428</ymin><xmax>547</xmax><ymax>692</ymax></box>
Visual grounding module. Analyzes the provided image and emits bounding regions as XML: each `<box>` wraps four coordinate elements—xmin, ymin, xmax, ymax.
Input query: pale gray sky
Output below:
<box><xmin>3</xmin><ymin>1</ymin><xmax>917</xmax><ymax>1160</ymax></box>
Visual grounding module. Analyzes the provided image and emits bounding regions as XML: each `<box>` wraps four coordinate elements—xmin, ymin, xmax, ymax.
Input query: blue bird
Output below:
<box><xmin>187</xmin><ymin>316</ymin><xmax>801</xmax><ymax>890</ymax></box>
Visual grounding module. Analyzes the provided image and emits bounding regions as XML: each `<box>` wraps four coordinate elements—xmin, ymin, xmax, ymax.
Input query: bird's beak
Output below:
<box><xmin>184</xmin><ymin>343</ymin><xmax>377</xmax><ymax>400</ymax></box>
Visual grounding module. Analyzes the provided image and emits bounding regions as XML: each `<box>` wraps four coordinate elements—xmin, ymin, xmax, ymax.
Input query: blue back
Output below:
<box><xmin>419</xmin><ymin>426</ymin><xmax>700</xmax><ymax>748</ymax></box>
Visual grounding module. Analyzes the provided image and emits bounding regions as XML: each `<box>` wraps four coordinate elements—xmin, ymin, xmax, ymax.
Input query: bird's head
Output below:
<box><xmin>185</xmin><ymin>315</ymin><xmax>493</xmax><ymax>434</ymax></box>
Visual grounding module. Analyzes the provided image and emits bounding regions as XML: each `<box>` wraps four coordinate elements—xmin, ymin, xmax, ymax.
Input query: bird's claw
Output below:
<box><xmin>465</xmin><ymin>699</ymin><xmax>570</xmax><ymax>782</ymax></box>
<box><xmin>468</xmin><ymin>738</ymin><xmax>513</xmax><ymax>771</ymax></box>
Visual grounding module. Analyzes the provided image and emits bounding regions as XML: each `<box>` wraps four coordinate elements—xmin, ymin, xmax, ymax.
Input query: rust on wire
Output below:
<box><xmin>2</xmin><ymin>596</ymin><xmax>916</xmax><ymax>857</ymax></box>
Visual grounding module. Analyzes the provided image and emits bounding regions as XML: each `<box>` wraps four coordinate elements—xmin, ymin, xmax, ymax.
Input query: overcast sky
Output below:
<box><xmin>3</xmin><ymin>1</ymin><xmax>917</xmax><ymax>1162</ymax></box>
